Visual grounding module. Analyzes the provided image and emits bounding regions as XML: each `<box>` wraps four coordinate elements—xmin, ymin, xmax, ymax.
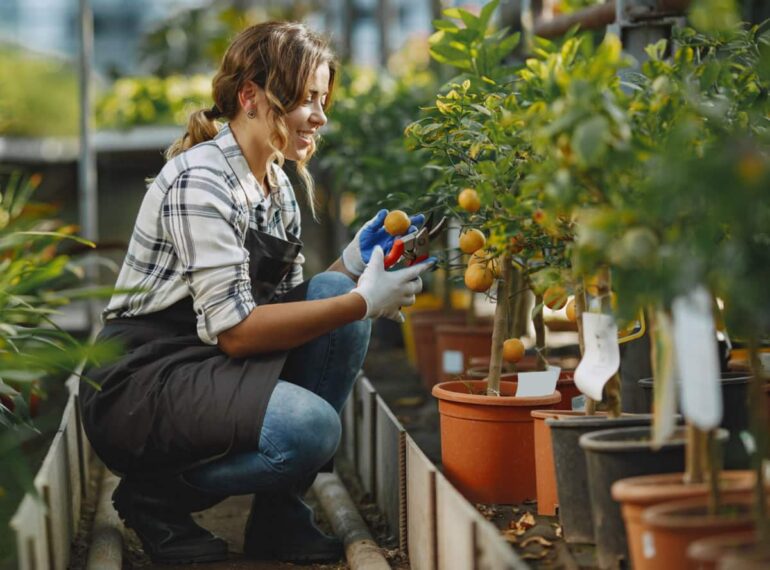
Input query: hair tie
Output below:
<box><xmin>204</xmin><ymin>104</ymin><xmax>222</xmax><ymax>120</ymax></box>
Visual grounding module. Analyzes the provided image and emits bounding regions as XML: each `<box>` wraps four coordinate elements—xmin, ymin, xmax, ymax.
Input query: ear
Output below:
<box><xmin>238</xmin><ymin>80</ymin><xmax>266</xmax><ymax>114</ymax></box>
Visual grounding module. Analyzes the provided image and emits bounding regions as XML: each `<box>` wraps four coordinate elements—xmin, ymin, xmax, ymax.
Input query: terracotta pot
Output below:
<box><xmin>466</xmin><ymin>368</ymin><xmax>578</xmax><ymax>411</ymax></box>
<box><xmin>641</xmin><ymin>495</ymin><xmax>756</xmax><ymax>570</ymax></box>
<box><xmin>612</xmin><ymin>471</ymin><xmax>755</xmax><ymax>570</ymax></box>
<box><xmin>409</xmin><ymin>309</ymin><xmax>468</xmax><ymax>390</ymax></box>
<box><xmin>531</xmin><ymin>410</ymin><xmax>595</xmax><ymax>515</ymax></box>
<box><xmin>687</xmin><ymin>531</ymin><xmax>758</xmax><ymax>570</ymax></box>
<box><xmin>434</xmin><ymin>324</ymin><xmax>493</xmax><ymax>384</ymax></box>
<box><xmin>432</xmin><ymin>379</ymin><xmax>561</xmax><ymax>504</ymax></box>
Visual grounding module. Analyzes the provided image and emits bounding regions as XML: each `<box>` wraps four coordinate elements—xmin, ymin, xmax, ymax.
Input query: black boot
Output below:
<box><xmin>112</xmin><ymin>475</ymin><xmax>229</xmax><ymax>564</ymax></box>
<box><xmin>243</xmin><ymin>492</ymin><xmax>344</xmax><ymax>563</ymax></box>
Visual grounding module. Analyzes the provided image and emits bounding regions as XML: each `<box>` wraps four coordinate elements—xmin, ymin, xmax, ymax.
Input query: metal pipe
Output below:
<box><xmin>533</xmin><ymin>1</ymin><xmax>616</xmax><ymax>38</ymax></box>
<box><xmin>312</xmin><ymin>472</ymin><xmax>391</xmax><ymax>570</ymax></box>
<box><xmin>78</xmin><ymin>0</ymin><xmax>99</xmax><ymax>329</ymax></box>
<box><xmin>86</xmin><ymin>469</ymin><xmax>123</xmax><ymax>570</ymax></box>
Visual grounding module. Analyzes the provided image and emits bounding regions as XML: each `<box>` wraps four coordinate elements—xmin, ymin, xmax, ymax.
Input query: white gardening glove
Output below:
<box><xmin>341</xmin><ymin>209</ymin><xmax>425</xmax><ymax>277</ymax></box>
<box><xmin>351</xmin><ymin>246</ymin><xmax>436</xmax><ymax>322</ymax></box>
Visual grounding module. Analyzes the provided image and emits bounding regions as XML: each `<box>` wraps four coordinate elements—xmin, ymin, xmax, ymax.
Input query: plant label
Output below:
<box><xmin>442</xmin><ymin>350</ymin><xmax>464</xmax><ymax>374</ymax></box>
<box><xmin>672</xmin><ymin>286</ymin><xmax>722</xmax><ymax>430</ymax></box>
<box><xmin>574</xmin><ymin>312</ymin><xmax>620</xmax><ymax>401</ymax></box>
<box><xmin>515</xmin><ymin>365</ymin><xmax>560</xmax><ymax>398</ymax></box>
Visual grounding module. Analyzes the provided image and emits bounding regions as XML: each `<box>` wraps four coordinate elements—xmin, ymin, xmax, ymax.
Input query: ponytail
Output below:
<box><xmin>165</xmin><ymin>105</ymin><xmax>222</xmax><ymax>160</ymax></box>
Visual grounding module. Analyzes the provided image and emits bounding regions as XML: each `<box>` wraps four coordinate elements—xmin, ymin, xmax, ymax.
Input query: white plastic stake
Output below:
<box><xmin>672</xmin><ymin>286</ymin><xmax>722</xmax><ymax>430</ymax></box>
<box><xmin>574</xmin><ymin>312</ymin><xmax>620</xmax><ymax>401</ymax></box>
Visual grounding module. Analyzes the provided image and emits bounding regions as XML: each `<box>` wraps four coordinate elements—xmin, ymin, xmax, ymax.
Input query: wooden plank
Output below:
<box><xmin>10</xmin><ymin>494</ymin><xmax>48</xmax><ymax>570</ymax></box>
<box><xmin>34</xmin><ymin>431</ymin><xmax>71</xmax><ymax>570</ymax></box>
<box><xmin>406</xmin><ymin>436</ymin><xmax>437</xmax><ymax>570</ymax></box>
<box><xmin>435</xmin><ymin>473</ymin><xmax>477</xmax><ymax>570</ymax></box>
<box><xmin>355</xmin><ymin>376</ymin><xmax>377</xmax><ymax>496</ymax></box>
<box><xmin>61</xmin><ymin>396</ymin><xmax>82</xmax><ymax>531</ymax></box>
<box><xmin>476</xmin><ymin>516</ymin><xmax>530</xmax><ymax>570</ymax></box>
<box><xmin>375</xmin><ymin>395</ymin><xmax>406</xmax><ymax>547</ymax></box>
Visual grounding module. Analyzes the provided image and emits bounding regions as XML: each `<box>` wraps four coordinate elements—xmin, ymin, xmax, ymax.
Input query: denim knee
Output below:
<box><xmin>307</xmin><ymin>271</ymin><xmax>356</xmax><ymax>300</ymax></box>
<box><xmin>274</xmin><ymin>395</ymin><xmax>341</xmax><ymax>478</ymax></box>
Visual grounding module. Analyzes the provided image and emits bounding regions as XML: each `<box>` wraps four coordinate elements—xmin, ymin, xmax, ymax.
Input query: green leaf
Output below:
<box><xmin>479</xmin><ymin>0</ymin><xmax>500</xmax><ymax>29</ymax></box>
<box><xmin>572</xmin><ymin>115</ymin><xmax>610</xmax><ymax>166</ymax></box>
<box><xmin>433</xmin><ymin>20</ymin><xmax>459</xmax><ymax>32</ymax></box>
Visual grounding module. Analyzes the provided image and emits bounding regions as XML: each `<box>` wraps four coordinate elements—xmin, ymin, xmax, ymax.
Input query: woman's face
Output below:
<box><xmin>283</xmin><ymin>62</ymin><xmax>330</xmax><ymax>162</ymax></box>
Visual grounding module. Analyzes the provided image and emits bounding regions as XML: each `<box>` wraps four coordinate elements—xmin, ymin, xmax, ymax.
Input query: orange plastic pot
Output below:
<box><xmin>432</xmin><ymin>379</ymin><xmax>561</xmax><ymax>504</ymax></box>
<box><xmin>611</xmin><ymin>471</ymin><xmax>754</xmax><ymax>570</ymax></box>
<box><xmin>640</xmin><ymin>495</ymin><xmax>756</xmax><ymax>570</ymax></box>
<box><xmin>434</xmin><ymin>324</ymin><xmax>493</xmax><ymax>384</ymax></box>
<box><xmin>531</xmin><ymin>410</ymin><xmax>593</xmax><ymax>515</ymax></box>
<box><xmin>410</xmin><ymin>309</ymin><xmax>469</xmax><ymax>390</ymax></box>
<box><xmin>687</xmin><ymin>531</ymin><xmax>758</xmax><ymax>570</ymax></box>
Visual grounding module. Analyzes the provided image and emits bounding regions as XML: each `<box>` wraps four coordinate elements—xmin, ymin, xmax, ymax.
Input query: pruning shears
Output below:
<box><xmin>384</xmin><ymin>212</ymin><xmax>447</xmax><ymax>269</ymax></box>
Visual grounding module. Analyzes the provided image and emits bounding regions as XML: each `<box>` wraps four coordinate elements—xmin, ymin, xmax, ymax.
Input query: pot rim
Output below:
<box><xmin>687</xmin><ymin>530</ymin><xmax>758</xmax><ymax>562</ymax></box>
<box><xmin>432</xmin><ymin>379</ymin><xmax>562</xmax><ymax>407</ymax></box>
<box><xmin>532</xmin><ymin>409</ymin><xmax>596</xmax><ymax>420</ymax></box>
<box><xmin>638</xmin><ymin>372</ymin><xmax>751</xmax><ymax>387</ymax></box>
<box><xmin>642</xmin><ymin>494</ymin><xmax>757</xmax><ymax>529</ymax></box>
<box><xmin>545</xmin><ymin>413</ymin><xmax>653</xmax><ymax>429</ymax></box>
<box><xmin>579</xmin><ymin>425</ymin><xmax>688</xmax><ymax>452</ymax></box>
<box><xmin>611</xmin><ymin>470</ymin><xmax>755</xmax><ymax>505</ymax></box>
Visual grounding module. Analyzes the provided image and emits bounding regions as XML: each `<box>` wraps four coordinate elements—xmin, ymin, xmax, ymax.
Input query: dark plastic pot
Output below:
<box><xmin>579</xmin><ymin>426</ymin><xmax>687</xmax><ymax>570</ymax></box>
<box><xmin>638</xmin><ymin>373</ymin><xmax>751</xmax><ymax>468</ymax></box>
<box><xmin>546</xmin><ymin>414</ymin><xmax>654</xmax><ymax>545</ymax></box>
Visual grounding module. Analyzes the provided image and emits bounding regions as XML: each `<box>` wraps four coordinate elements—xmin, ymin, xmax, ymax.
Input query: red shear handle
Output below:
<box><xmin>383</xmin><ymin>239</ymin><xmax>404</xmax><ymax>269</ymax></box>
<box><xmin>407</xmin><ymin>254</ymin><xmax>428</xmax><ymax>267</ymax></box>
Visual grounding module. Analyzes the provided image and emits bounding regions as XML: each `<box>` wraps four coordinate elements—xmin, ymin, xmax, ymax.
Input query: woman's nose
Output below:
<box><xmin>311</xmin><ymin>103</ymin><xmax>327</xmax><ymax>127</ymax></box>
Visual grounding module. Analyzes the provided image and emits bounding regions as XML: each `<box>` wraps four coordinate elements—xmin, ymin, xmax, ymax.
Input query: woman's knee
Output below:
<box><xmin>264</xmin><ymin>383</ymin><xmax>341</xmax><ymax>476</ymax></box>
<box><xmin>307</xmin><ymin>271</ymin><xmax>355</xmax><ymax>300</ymax></box>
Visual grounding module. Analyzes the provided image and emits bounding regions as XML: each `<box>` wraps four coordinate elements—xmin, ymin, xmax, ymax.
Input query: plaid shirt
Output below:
<box><xmin>104</xmin><ymin>124</ymin><xmax>304</xmax><ymax>345</ymax></box>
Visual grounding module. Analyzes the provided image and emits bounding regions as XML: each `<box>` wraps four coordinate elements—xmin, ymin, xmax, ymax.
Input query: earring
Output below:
<box><xmin>246</xmin><ymin>108</ymin><xmax>257</xmax><ymax>119</ymax></box>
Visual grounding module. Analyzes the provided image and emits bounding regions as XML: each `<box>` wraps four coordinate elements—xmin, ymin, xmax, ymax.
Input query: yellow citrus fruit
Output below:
<box><xmin>459</xmin><ymin>229</ymin><xmax>486</xmax><ymax>254</ymax></box>
<box><xmin>458</xmin><ymin>188</ymin><xmax>481</xmax><ymax>213</ymax></box>
<box><xmin>543</xmin><ymin>285</ymin><xmax>568</xmax><ymax>310</ymax></box>
<box><xmin>503</xmin><ymin>338</ymin><xmax>526</xmax><ymax>363</ymax></box>
<box><xmin>464</xmin><ymin>263</ymin><xmax>495</xmax><ymax>292</ymax></box>
<box><xmin>384</xmin><ymin>210</ymin><xmax>410</xmax><ymax>236</ymax></box>
<box><xmin>584</xmin><ymin>274</ymin><xmax>601</xmax><ymax>297</ymax></box>
<box><xmin>565</xmin><ymin>298</ymin><xmax>577</xmax><ymax>322</ymax></box>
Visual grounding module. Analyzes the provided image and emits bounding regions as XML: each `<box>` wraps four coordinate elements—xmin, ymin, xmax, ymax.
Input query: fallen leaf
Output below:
<box><xmin>512</xmin><ymin>506</ymin><xmax>521</xmax><ymax>514</ymax></box>
<box><xmin>521</xmin><ymin>550</ymin><xmax>549</xmax><ymax>560</ymax></box>
<box><xmin>521</xmin><ymin>536</ymin><xmax>553</xmax><ymax>548</ymax></box>
<box><xmin>551</xmin><ymin>523</ymin><xmax>563</xmax><ymax>538</ymax></box>
<box><xmin>501</xmin><ymin>530</ymin><xmax>521</xmax><ymax>543</ymax></box>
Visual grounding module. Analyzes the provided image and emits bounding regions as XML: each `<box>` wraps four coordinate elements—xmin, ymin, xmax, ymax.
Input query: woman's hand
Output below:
<box><xmin>351</xmin><ymin>246</ymin><xmax>436</xmax><ymax>322</ymax></box>
<box><xmin>341</xmin><ymin>209</ymin><xmax>424</xmax><ymax>277</ymax></box>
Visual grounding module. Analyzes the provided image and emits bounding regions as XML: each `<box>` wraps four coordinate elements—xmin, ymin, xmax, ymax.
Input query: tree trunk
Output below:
<box><xmin>533</xmin><ymin>293</ymin><xmax>547</xmax><ymax>371</ymax></box>
<box><xmin>487</xmin><ymin>253</ymin><xmax>511</xmax><ymax>396</ymax></box>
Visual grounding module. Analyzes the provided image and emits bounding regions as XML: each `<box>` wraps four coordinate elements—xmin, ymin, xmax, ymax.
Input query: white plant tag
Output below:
<box><xmin>442</xmin><ymin>350</ymin><xmax>464</xmax><ymax>374</ymax></box>
<box><xmin>574</xmin><ymin>313</ymin><xmax>620</xmax><ymax>401</ymax></box>
<box><xmin>672</xmin><ymin>286</ymin><xmax>722</xmax><ymax>430</ymax></box>
<box><xmin>642</xmin><ymin>531</ymin><xmax>656</xmax><ymax>559</ymax></box>
<box><xmin>516</xmin><ymin>365</ymin><xmax>561</xmax><ymax>398</ymax></box>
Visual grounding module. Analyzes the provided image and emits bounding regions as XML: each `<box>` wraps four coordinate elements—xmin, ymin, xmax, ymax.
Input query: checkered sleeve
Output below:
<box><xmin>162</xmin><ymin>167</ymin><xmax>255</xmax><ymax>344</ymax></box>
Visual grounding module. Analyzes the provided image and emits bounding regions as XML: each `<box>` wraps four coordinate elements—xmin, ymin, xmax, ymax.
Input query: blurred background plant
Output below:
<box><xmin>0</xmin><ymin>169</ymin><xmax>119</xmax><ymax>563</ymax></box>
<box><xmin>0</xmin><ymin>47</ymin><xmax>80</xmax><ymax>137</ymax></box>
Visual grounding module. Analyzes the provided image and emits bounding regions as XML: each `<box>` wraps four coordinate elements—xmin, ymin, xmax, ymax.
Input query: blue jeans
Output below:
<box><xmin>184</xmin><ymin>272</ymin><xmax>370</xmax><ymax>496</ymax></box>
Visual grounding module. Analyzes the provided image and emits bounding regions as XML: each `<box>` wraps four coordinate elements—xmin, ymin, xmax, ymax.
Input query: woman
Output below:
<box><xmin>81</xmin><ymin>21</ymin><xmax>432</xmax><ymax>565</ymax></box>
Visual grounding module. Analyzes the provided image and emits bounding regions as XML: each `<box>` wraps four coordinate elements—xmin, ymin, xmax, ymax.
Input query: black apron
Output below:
<box><xmin>80</xmin><ymin>223</ymin><xmax>304</xmax><ymax>478</ymax></box>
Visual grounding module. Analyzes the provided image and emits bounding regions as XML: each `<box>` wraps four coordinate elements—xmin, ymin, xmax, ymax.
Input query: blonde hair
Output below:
<box><xmin>166</xmin><ymin>21</ymin><xmax>337</xmax><ymax>218</ymax></box>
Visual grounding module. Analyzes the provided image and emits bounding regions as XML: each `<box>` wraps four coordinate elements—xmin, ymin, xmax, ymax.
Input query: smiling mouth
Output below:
<box><xmin>297</xmin><ymin>131</ymin><xmax>314</xmax><ymax>143</ymax></box>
